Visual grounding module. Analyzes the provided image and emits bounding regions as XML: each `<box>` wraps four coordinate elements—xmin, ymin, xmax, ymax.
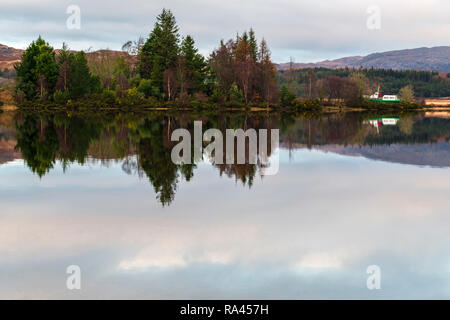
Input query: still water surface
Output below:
<box><xmin>0</xmin><ymin>110</ymin><xmax>449</xmax><ymax>299</ymax></box>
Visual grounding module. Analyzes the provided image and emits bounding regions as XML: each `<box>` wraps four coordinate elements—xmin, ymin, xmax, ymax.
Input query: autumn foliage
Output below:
<box><xmin>209</xmin><ymin>30</ymin><xmax>278</xmax><ymax>104</ymax></box>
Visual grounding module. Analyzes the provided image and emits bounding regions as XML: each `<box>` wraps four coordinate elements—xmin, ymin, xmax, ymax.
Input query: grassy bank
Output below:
<box><xmin>13</xmin><ymin>95</ymin><xmax>427</xmax><ymax>113</ymax></box>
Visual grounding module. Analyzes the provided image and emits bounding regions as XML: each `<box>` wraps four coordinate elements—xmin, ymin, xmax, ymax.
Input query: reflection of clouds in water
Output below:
<box><xmin>293</xmin><ymin>252</ymin><xmax>345</xmax><ymax>269</ymax></box>
<box><xmin>0</xmin><ymin>149</ymin><xmax>450</xmax><ymax>298</ymax></box>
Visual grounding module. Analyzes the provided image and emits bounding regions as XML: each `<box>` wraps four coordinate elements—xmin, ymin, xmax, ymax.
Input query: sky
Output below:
<box><xmin>0</xmin><ymin>0</ymin><xmax>449</xmax><ymax>63</ymax></box>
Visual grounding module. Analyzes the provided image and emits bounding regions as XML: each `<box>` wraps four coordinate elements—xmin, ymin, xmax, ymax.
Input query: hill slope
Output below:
<box><xmin>0</xmin><ymin>43</ymin><xmax>134</xmax><ymax>71</ymax></box>
<box><xmin>277</xmin><ymin>46</ymin><xmax>450</xmax><ymax>73</ymax></box>
<box><xmin>1</xmin><ymin>44</ymin><xmax>449</xmax><ymax>73</ymax></box>
<box><xmin>0</xmin><ymin>44</ymin><xmax>23</xmax><ymax>70</ymax></box>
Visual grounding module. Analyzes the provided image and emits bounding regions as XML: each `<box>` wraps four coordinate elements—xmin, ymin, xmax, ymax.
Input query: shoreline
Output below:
<box><xmin>5</xmin><ymin>105</ymin><xmax>450</xmax><ymax>115</ymax></box>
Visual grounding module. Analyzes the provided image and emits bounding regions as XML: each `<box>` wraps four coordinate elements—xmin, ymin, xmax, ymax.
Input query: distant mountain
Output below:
<box><xmin>277</xmin><ymin>46</ymin><xmax>450</xmax><ymax>73</ymax></box>
<box><xmin>2</xmin><ymin>43</ymin><xmax>449</xmax><ymax>73</ymax></box>
<box><xmin>0</xmin><ymin>43</ymin><xmax>134</xmax><ymax>71</ymax></box>
<box><xmin>0</xmin><ymin>44</ymin><xmax>23</xmax><ymax>70</ymax></box>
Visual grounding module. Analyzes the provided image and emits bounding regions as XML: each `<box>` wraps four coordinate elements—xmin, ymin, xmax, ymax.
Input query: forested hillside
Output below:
<box><xmin>279</xmin><ymin>67</ymin><xmax>450</xmax><ymax>98</ymax></box>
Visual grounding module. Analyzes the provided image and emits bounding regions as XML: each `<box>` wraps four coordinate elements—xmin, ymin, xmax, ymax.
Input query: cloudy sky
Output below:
<box><xmin>0</xmin><ymin>0</ymin><xmax>449</xmax><ymax>62</ymax></box>
<box><xmin>0</xmin><ymin>149</ymin><xmax>450</xmax><ymax>299</ymax></box>
<box><xmin>1</xmin><ymin>150</ymin><xmax>450</xmax><ymax>299</ymax></box>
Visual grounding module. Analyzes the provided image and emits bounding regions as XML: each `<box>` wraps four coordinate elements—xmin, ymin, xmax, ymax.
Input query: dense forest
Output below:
<box><xmin>13</xmin><ymin>9</ymin><xmax>278</xmax><ymax>107</ymax></box>
<box><xmin>279</xmin><ymin>67</ymin><xmax>450</xmax><ymax>99</ymax></box>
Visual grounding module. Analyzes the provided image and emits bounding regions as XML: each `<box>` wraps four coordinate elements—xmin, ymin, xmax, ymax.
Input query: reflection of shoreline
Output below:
<box><xmin>3</xmin><ymin>112</ymin><xmax>450</xmax><ymax>169</ymax></box>
<box><xmin>424</xmin><ymin>111</ymin><xmax>450</xmax><ymax>118</ymax></box>
<box><xmin>7</xmin><ymin>139</ymin><xmax>448</xmax><ymax>169</ymax></box>
<box><xmin>0</xmin><ymin>105</ymin><xmax>18</xmax><ymax>111</ymax></box>
<box><xmin>1</xmin><ymin>111</ymin><xmax>448</xmax><ymax>206</ymax></box>
<box><xmin>6</xmin><ymin>141</ymin><xmax>450</xmax><ymax>168</ymax></box>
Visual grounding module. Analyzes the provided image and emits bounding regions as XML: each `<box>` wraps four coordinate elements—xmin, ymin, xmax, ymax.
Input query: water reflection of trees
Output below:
<box><xmin>13</xmin><ymin>112</ymin><xmax>274</xmax><ymax>205</ymax></box>
<box><xmin>365</xmin><ymin>118</ymin><xmax>450</xmax><ymax>145</ymax></box>
<box><xmin>13</xmin><ymin>111</ymin><xmax>450</xmax><ymax>205</ymax></box>
<box><xmin>15</xmin><ymin>115</ymin><xmax>59</xmax><ymax>177</ymax></box>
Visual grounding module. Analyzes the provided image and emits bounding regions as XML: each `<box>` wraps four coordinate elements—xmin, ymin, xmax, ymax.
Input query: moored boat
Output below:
<box><xmin>368</xmin><ymin>88</ymin><xmax>401</xmax><ymax>103</ymax></box>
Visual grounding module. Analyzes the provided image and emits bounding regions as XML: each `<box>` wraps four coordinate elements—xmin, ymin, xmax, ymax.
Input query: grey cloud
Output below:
<box><xmin>0</xmin><ymin>0</ymin><xmax>448</xmax><ymax>61</ymax></box>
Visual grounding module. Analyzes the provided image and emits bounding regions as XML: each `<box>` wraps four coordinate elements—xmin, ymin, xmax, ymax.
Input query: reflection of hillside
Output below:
<box><xmin>364</xmin><ymin>118</ymin><xmax>450</xmax><ymax>145</ymax></box>
<box><xmin>0</xmin><ymin>112</ymin><xmax>21</xmax><ymax>164</ymax></box>
<box><xmin>314</xmin><ymin>143</ymin><xmax>450</xmax><ymax>167</ymax></box>
<box><xmin>279</xmin><ymin>114</ymin><xmax>450</xmax><ymax>167</ymax></box>
<box><xmin>0</xmin><ymin>138</ymin><xmax>21</xmax><ymax>164</ymax></box>
<box><xmin>280</xmin><ymin>114</ymin><xmax>450</xmax><ymax>148</ymax></box>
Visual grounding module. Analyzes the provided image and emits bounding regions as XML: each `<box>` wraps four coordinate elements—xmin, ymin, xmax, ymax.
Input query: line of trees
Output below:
<box><xmin>138</xmin><ymin>9</ymin><xmax>207</xmax><ymax>100</ymax></box>
<box><xmin>136</xmin><ymin>9</ymin><xmax>278</xmax><ymax>104</ymax></box>
<box><xmin>15</xmin><ymin>9</ymin><xmax>441</xmax><ymax>107</ymax></box>
<box><xmin>14</xmin><ymin>9</ymin><xmax>278</xmax><ymax>106</ymax></box>
<box><xmin>279</xmin><ymin>67</ymin><xmax>450</xmax><ymax>100</ymax></box>
<box><xmin>209</xmin><ymin>30</ymin><xmax>278</xmax><ymax>104</ymax></box>
<box><xmin>15</xmin><ymin>37</ymin><xmax>100</xmax><ymax>103</ymax></box>
<box><xmin>280</xmin><ymin>70</ymin><xmax>372</xmax><ymax>106</ymax></box>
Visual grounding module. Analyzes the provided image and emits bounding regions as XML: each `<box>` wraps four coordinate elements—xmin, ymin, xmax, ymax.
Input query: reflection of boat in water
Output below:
<box><xmin>365</xmin><ymin>117</ymin><xmax>400</xmax><ymax>131</ymax></box>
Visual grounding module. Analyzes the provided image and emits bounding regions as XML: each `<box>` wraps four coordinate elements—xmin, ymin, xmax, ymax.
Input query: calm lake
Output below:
<box><xmin>0</xmin><ymin>109</ymin><xmax>449</xmax><ymax>299</ymax></box>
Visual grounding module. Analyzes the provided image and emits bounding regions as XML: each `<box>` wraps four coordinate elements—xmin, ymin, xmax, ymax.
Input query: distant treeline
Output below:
<box><xmin>279</xmin><ymin>67</ymin><xmax>450</xmax><ymax>98</ymax></box>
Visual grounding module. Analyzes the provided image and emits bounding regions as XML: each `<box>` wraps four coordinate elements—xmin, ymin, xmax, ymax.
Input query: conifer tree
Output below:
<box><xmin>55</xmin><ymin>43</ymin><xmax>74</xmax><ymax>92</ymax></box>
<box><xmin>70</xmin><ymin>51</ymin><xmax>96</xmax><ymax>99</ymax></box>
<box><xmin>248</xmin><ymin>28</ymin><xmax>258</xmax><ymax>61</ymax></box>
<box><xmin>180</xmin><ymin>35</ymin><xmax>206</xmax><ymax>93</ymax></box>
<box><xmin>15</xmin><ymin>36</ymin><xmax>58</xmax><ymax>100</ymax></box>
<box><xmin>139</xmin><ymin>9</ymin><xmax>180</xmax><ymax>96</ymax></box>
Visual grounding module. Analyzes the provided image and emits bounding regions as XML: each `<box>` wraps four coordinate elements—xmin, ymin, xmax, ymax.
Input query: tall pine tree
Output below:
<box><xmin>139</xmin><ymin>9</ymin><xmax>180</xmax><ymax>97</ymax></box>
<box><xmin>70</xmin><ymin>52</ymin><xmax>97</xmax><ymax>99</ymax></box>
<box><xmin>15</xmin><ymin>36</ymin><xmax>58</xmax><ymax>100</ymax></box>
<box><xmin>180</xmin><ymin>35</ymin><xmax>206</xmax><ymax>94</ymax></box>
<box><xmin>55</xmin><ymin>43</ymin><xmax>74</xmax><ymax>92</ymax></box>
<box><xmin>248</xmin><ymin>28</ymin><xmax>258</xmax><ymax>61</ymax></box>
